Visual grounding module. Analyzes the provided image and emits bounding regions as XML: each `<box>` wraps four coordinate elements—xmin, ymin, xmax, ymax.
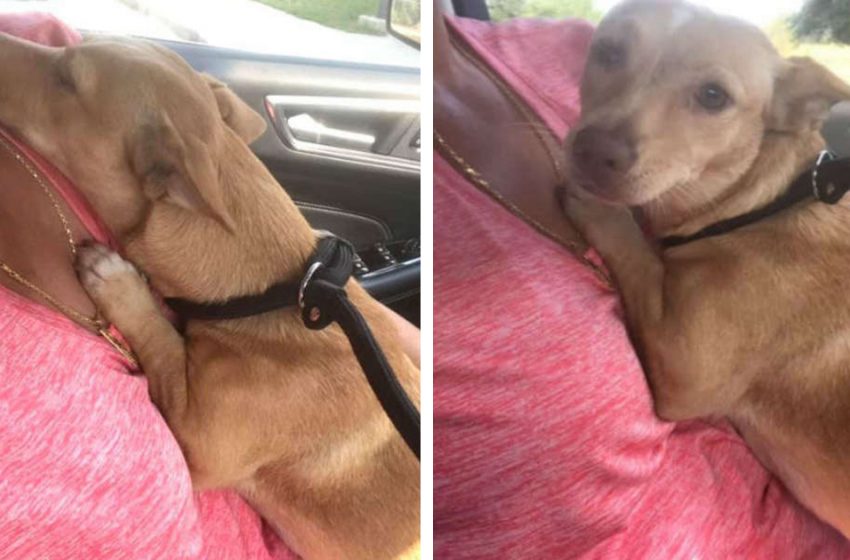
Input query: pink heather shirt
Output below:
<box><xmin>434</xmin><ymin>16</ymin><xmax>850</xmax><ymax>559</ymax></box>
<box><xmin>0</xmin><ymin>13</ymin><xmax>296</xmax><ymax>560</ymax></box>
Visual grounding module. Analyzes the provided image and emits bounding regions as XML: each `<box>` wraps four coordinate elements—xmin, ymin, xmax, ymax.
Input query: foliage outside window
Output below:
<box><xmin>774</xmin><ymin>0</ymin><xmax>850</xmax><ymax>84</ymax></box>
<box><xmin>791</xmin><ymin>0</ymin><xmax>850</xmax><ymax>44</ymax></box>
<box><xmin>391</xmin><ymin>0</ymin><xmax>421</xmax><ymax>44</ymax></box>
<box><xmin>253</xmin><ymin>0</ymin><xmax>384</xmax><ymax>34</ymax></box>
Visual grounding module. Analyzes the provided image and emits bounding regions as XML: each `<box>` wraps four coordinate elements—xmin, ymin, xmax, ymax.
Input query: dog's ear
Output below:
<box><xmin>202</xmin><ymin>73</ymin><xmax>267</xmax><ymax>143</ymax></box>
<box><xmin>768</xmin><ymin>57</ymin><xmax>850</xmax><ymax>132</ymax></box>
<box><xmin>131</xmin><ymin>110</ymin><xmax>235</xmax><ymax>230</ymax></box>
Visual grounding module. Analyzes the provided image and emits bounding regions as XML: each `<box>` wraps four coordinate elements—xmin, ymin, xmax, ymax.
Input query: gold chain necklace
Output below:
<box><xmin>436</xmin><ymin>37</ymin><xmax>611</xmax><ymax>286</ymax></box>
<box><xmin>0</xmin><ymin>135</ymin><xmax>138</xmax><ymax>368</ymax></box>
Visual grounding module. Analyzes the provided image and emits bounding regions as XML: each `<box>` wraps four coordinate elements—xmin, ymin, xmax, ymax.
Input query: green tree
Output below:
<box><xmin>488</xmin><ymin>0</ymin><xmax>525</xmax><ymax>20</ymax></box>
<box><xmin>790</xmin><ymin>0</ymin><xmax>850</xmax><ymax>44</ymax></box>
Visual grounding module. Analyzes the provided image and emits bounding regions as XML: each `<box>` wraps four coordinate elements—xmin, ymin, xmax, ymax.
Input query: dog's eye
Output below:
<box><xmin>695</xmin><ymin>83</ymin><xmax>731</xmax><ymax>112</ymax></box>
<box><xmin>592</xmin><ymin>41</ymin><xmax>626</xmax><ymax>69</ymax></box>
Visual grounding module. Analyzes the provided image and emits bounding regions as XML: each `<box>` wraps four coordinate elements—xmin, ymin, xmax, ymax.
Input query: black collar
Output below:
<box><xmin>661</xmin><ymin>151</ymin><xmax>850</xmax><ymax>248</ymax></box>
<box><xmin>164</xmin><ymin>236</ymin><xmax>353</xmax><ymax>325</ymax></box>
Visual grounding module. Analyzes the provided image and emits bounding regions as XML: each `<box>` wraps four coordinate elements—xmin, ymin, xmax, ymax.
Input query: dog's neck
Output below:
<box><xmin>641</xmin><ymin>131</ymin><xmax>827</xmax><ymax>239</ymax></box>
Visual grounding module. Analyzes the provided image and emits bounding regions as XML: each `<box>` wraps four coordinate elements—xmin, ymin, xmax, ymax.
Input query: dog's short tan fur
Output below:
<box><xmin>564</xmin><ymin>0</ymin><xmax>850</xmax><ymax>536</ymax></box>
<box><xmin>0</xmin><ymin>34</ymin><xmax>419</xmax><ymax>559</ymax></box>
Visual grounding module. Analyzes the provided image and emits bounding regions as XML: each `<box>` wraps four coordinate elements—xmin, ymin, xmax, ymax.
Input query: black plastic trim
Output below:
<box><xmin>359</xmin><ymin>259</ymin><xmax>420</xmax><ymax>303</ymax></box>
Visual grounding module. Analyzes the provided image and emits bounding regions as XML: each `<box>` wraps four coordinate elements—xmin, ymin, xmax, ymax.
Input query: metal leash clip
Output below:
<box><xmin>812</xmin><ymin>149</ymin><xmax>837</xmax><ymax>202</ymax></box>
<box><xmin>298</xmin><ymin>261</ymin><xmax>324</xmax><ymax>311</ymax></box>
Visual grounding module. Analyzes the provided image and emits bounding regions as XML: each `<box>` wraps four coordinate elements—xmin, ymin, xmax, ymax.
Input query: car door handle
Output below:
<box><xmin>286</xmin><ymin>113</ymin><xmax>376</xmax><ymax>152</ymax></box>
<box><xmin>265</xmin><ymin>95</ymin><xmax>419</xmax><ymax>172</ymax></box>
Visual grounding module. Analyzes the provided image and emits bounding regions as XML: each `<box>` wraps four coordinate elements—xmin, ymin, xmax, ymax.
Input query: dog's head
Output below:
<box><xmin>566</xmin><ymin>0</ymin><xmax>850</xmax><ymax>213</ymax></box>
<box><xmin>0</xmin><ymin>33</ymin><xmax>266</xmax><ymax>238</ymax></box>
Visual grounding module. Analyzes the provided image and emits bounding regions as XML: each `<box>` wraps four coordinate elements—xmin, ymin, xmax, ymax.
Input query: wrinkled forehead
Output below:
<box><xmin>71</xmin><ymin>37</ymin><xmax>196</xmax><ymax>86</ymax></box>
<box><xmin>592</xmin><ymin>0</ymin><xmax>778</xmax><ymax>99</ymax></box>
<box><xmin>67</xmin><ymin>37</ymin><xmax>219</xmax><ymax>130</ymax></box>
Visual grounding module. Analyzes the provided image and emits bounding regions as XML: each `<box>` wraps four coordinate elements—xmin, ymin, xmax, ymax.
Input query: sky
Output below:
<box><xmin>594</xmin><ymin>0</ymin><xmax>806</xmax><ymax>27</ymax></box>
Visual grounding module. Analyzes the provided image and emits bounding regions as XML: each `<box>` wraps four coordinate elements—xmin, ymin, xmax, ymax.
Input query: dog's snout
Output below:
<box><xmin>573</xmin><ymin>125</ymin><xmax>637</xmax><ymax>176</ymax></box>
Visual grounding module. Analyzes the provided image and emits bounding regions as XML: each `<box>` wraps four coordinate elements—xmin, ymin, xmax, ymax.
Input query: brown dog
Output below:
<box><xmin>0</xmin><ymin>34</ymin><xmax>419</xmax><ymax>559</ymax></box>
<box><xmin>564</xmin><ymin>0</ymin><xmax>850</xmax><ymax>536</ymax></box>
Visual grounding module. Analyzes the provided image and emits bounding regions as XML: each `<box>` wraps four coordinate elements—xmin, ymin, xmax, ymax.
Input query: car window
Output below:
<box><xmin>485</xmin><ymin>0</ymin><xmax>848</xmax><ymax>84</ymax></box>
<box><xmin>0</xmin><ymin>0</ymin><xmax>419</xmax><ymax>68</ymax></box>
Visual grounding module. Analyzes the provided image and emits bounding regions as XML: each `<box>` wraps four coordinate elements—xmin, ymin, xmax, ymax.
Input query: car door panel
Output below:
<box><xmin>297</xmin><ymin>202</ymin><xmax>391</xmax><ymax>246</ymax></box>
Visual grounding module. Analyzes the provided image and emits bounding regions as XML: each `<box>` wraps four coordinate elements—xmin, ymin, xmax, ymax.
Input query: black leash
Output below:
<box><xmin>165</xmin><ymin>236</ymin><xmax>421</xmax><ymax>460</ymax></box>
<box><xmin>661</xmin><ymin>151</ymin><xmax>850</xmax><ymax>248</ymax></box>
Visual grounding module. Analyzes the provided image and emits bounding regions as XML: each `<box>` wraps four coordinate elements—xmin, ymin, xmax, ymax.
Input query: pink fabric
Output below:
<box><xmin>0</xmin><ymin>13</ymin><xmax>296</xmax><ymax>560</ymax></box>
<box><xmin>0</xmin><ymin>12</ymin><xmax>81</xmax><ymax>46</ymax></box>
<box><xmin>434</xmin><ymin>16</ymin><xmax>850</xmax><ymax>559</ymax></box>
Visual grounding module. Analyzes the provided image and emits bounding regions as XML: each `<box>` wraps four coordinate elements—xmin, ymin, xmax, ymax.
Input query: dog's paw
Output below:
<box><xmin>562</xmin><ymin>188</ymin><xmax>637</xmax><ymax>248</ymax></box>
<box><xmin>75</xmin><ymin>244</ymin><xmax>152</xmax><ymax>323</ymax></box>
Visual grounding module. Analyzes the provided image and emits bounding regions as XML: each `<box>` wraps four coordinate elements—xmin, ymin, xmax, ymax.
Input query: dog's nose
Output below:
<box><xmin>572</xmin><ymin>125</ymin><xmax>637</xmax><ymax>176</ymax></box>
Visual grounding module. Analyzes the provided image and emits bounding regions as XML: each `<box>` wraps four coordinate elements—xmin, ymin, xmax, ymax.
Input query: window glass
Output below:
<box><xmin>0</xmin><ymin>0</ymin><xmax>418</xmax><ymax>68</ymax></box>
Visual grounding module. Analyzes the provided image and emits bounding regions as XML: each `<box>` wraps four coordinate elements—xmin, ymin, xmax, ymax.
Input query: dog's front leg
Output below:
<box><xmin>564</xmin><ymin>193</ymin><xmax>665</xmax><ymax>331</ymax></box>
<box><xmin>76</xmin><ymin>244</ymin><xmax>284</xmax><ymax>488</ymax></box>
<box><xmin>564</xmin><ymin>194</ymin><xmax>716</xmax><ymax>421</ymax></box>
<box><xmin>75</xmin><ymin>244</ymin><xmax>190</xmax><ymax>422</ymax></box>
